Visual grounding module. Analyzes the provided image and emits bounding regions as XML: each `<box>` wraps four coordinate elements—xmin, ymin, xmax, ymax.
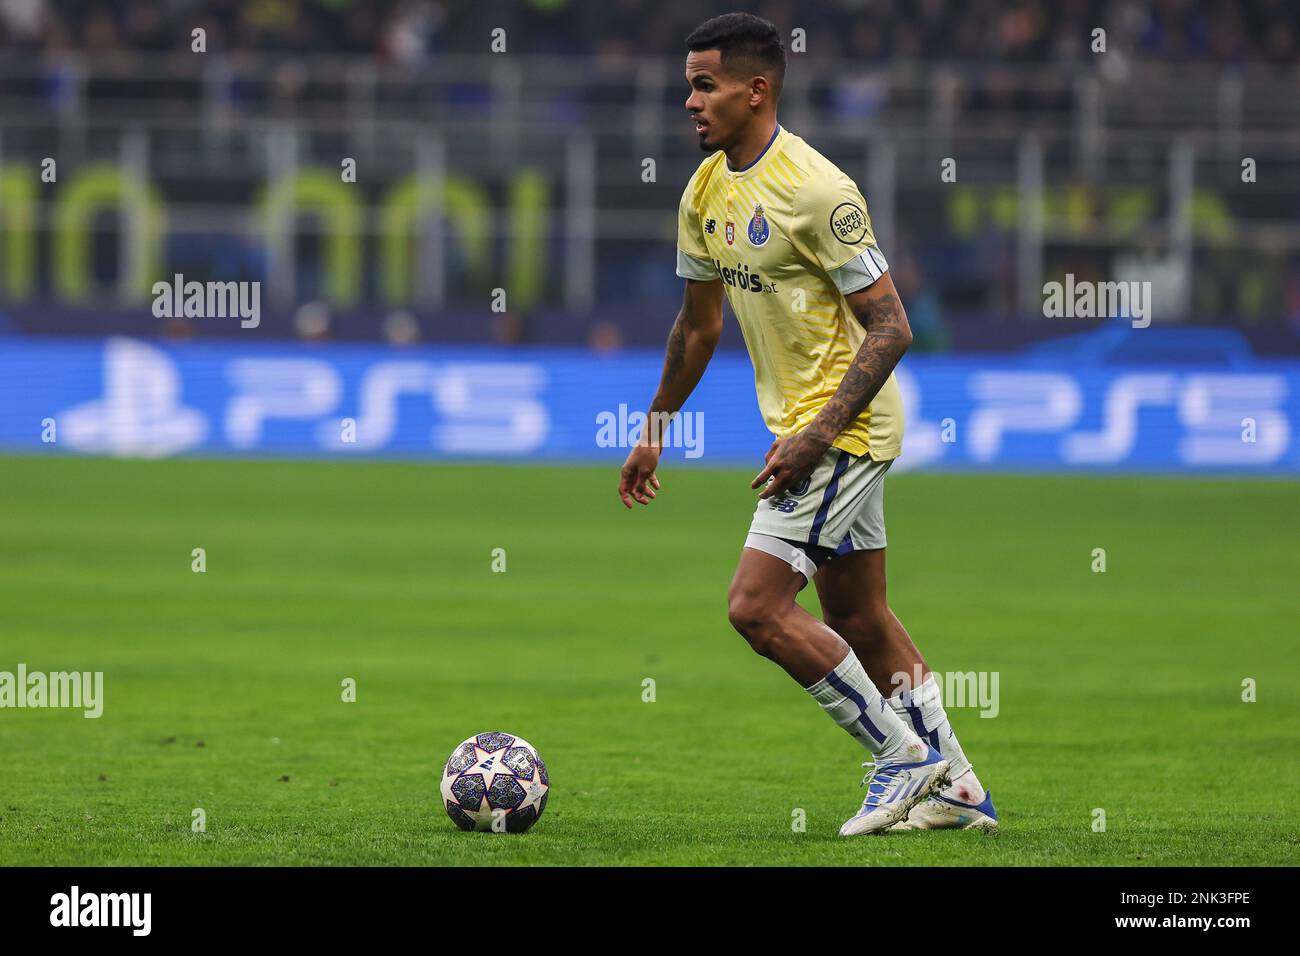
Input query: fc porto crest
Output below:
<box><xmin>746</xmin><ymin>203</ymin><xmax>770</xmax><ymax>247</ymax></box>
<box><xmin>725</xmin><ymin>220</ymin><xmax>735</xmax><ymax>245</ymax></box>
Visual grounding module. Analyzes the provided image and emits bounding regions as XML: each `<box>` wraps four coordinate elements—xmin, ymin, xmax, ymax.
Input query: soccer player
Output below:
<box><xmin>618</xmin><ymin>13</ymin><xmax>996</xmax><ymax>835</ymax></box>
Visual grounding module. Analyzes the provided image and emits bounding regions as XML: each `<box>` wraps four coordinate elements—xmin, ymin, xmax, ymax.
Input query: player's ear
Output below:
<box><xmin>749</xmin><ymin>75</ymin><xmax>770</xmax><ymax>108</ymax></box>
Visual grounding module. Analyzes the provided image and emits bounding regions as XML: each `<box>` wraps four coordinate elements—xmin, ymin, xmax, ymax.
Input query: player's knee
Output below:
<box><xmin>725</xmin><ymin>589</ymin><xmax>765</xmax><ymax>638</ymax></box>
<box><xmin>726</xmin><ymin>588</ymin><xmax>783</xmax><ymax>655</ymax></box>
<box><xmin>825</xmin><ymin>605</ymin><xmax>892</xmax><ymax>649</ymax></box>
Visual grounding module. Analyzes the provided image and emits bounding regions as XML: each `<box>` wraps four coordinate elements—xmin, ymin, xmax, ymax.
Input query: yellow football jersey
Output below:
<box><xmin>676</xmin><ymin>125</ymin><xmax>903</xmax><ymax>460</ymax></box>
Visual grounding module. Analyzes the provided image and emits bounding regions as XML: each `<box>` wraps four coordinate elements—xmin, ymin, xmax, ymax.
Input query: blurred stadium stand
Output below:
<box><xmin>0</xmin><ymin>0</ymin><xmax>1298</xmax><ymax>354</ymax></box>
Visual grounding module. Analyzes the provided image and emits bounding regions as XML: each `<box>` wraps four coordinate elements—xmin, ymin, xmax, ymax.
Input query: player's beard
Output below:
<box><xmin>697</xmin><ymin>126</ymin><xmax>725</xmax><ymax>154</ymax></box>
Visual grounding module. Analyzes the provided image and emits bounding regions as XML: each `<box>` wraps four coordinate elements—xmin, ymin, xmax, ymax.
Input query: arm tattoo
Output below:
<box><xmin>647</xmin><ymin>287</ymin><xmax>721</xmax><ymax>422</ymax></box>
<box><xmin>809</xmin><ymin>292</ymin><xmax>910</xmax><ymax>443</ymax></box>
<box><xmin>663</xmin><ymin>314</ymin><xmax>687</xmax><ymax>385</ymax></box>
<box><xmin>648</xmin><ymin>312</ymin><xmax>689</xmax><ymax>419</ymax></box>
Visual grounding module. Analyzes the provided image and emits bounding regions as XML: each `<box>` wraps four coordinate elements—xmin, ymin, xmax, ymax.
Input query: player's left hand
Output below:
<box><xmin>751</xmin><ymin>429</ymin><xmax>830</xmax><ymax>499</ymax></box>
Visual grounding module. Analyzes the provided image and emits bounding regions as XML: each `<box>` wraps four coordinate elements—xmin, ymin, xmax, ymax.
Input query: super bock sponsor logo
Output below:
<box><xmin>830</xmin><ymin>202</ymin><xmax>868</xmax><ymax>245</ymax></box>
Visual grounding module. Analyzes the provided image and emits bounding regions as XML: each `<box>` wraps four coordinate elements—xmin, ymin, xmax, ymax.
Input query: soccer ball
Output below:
<box><xmin>440</xmin><ymin>731</ymin><xmax>549</xmax><ymax>833</ymax></box>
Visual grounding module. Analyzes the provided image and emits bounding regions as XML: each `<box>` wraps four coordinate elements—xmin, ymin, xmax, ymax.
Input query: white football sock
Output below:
<box><xmin>806</xmin><ymin>650</ymin><xmax>919</xmax><ymax>760</ymax></box>
<box><xmin>886</xmin><ymin>673</ymin><xmax>986</xmax><ymax>803</ymax></box>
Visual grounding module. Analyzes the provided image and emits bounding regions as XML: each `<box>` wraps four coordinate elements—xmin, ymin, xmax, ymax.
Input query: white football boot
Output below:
<box><xmin>889</xmin><ymin>774</ymin><xmax>999</xmax><ymax>831</ymax></box>
<box><xmin>838</xmin><ymin>739</ymin><xmax>951</xmax><ymax>837</ymax></box>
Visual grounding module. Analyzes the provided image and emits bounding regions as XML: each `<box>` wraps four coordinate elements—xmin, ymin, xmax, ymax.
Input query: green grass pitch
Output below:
<box><xmin>0</xmin><ymin>454</ymin><xmax>1296</xmax><ymax>866</ymax></box>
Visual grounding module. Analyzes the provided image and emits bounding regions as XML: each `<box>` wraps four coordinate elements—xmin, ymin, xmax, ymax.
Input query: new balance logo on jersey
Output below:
<box><xmin>704</xmin><ymin>218</ymin><xmax>716</xmax><ymax>234</ymax></box>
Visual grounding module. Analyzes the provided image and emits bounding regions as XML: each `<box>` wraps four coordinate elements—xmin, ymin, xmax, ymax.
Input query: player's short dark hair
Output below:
<box><xmin>685</xmin><ymin>13</ymin><xmax>786</xmax><ymax>100</ymax></box>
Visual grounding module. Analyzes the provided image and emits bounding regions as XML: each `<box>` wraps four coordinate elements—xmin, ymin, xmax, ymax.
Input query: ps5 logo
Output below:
<box><xmin>898</xmin><ymin>369</ymin><xmax>1290</xmax><ymax>468</ymax></box>
<box><xmin>54</xmin><ymin>338</ymin><xmax>549</xmax><ymax>457</ymax></box>
<box><xmin>59</xmin><ymin>338</ymin><xmax>208</xmax><ymax>457</ymax></box>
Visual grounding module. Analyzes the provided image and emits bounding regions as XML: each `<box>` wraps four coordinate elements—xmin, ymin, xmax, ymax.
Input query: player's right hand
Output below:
<box><xmin>618</xmin><ymin>444</ymin><xmax>662</xmax><ymax>508</ymax></box>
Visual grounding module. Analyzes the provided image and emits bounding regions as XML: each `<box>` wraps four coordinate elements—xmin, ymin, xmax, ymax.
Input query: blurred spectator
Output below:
<box><xmin>2</xmin><ymin>0</ymin><xmax>1296</xmax><ymax>346</ymax></box>
<box><xmin>892</xmin><ymin>249</ymin><xmax>949</xmax><ymax>352</ymax></box>
<box><xmin>160</xmin><ymin>315</ymin><xmax>197</xmax><ymax>340</ymax></box>
<box><xmin>5</xmin><ymin>1</ymin><xmax>1297</xmax><ymax>65</ymax></box>
<box><xmin>587</xmin><ymin>319</ymin><xmax>624</xmax><ymax>353</ymax></box>
<box><xmin>1113</xmin><ymin>234</ymin><xmax>1191</xmax><ymax>325</ymax></box>
<box><xmin>294</xmin><ymin>301</ymin><xmax>333</xmax><ymax>341</ymax></box>
<box><xmin>491</xmin><ymin>309</ymin><xmax>528</xmax><ymax>345</ymax></box>
<box><xmin>382</xmin><ymin>309</ymin><xmax>421</xmax><ymax>345</ymax></box>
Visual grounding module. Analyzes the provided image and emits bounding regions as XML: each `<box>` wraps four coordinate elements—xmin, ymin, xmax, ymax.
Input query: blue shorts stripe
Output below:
<box><xmin>808</xmin><ymin>451</ymin><xmax>851</xmax><ymax>547</ymax></box>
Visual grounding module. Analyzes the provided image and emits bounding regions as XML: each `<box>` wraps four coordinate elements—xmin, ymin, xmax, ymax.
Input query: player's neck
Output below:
<box><xmin>724</xmin><ymin>117</ymin><xmax>780</xmax><ymax>173</ymax></box>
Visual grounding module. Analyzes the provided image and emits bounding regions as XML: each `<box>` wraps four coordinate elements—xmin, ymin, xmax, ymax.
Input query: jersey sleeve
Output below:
<box><xmin>793</xmin><ymin>172</ymin><xmax>889</xmax><ymax>292</ymax></box>
<box><xmin>675</xmin><ymin>170</ymin><xmax>717</xmax><ymax>281</ymax></box>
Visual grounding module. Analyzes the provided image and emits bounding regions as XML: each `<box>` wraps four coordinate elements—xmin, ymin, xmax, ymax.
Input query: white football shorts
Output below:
<box><xmin>744</xmin><ymin>446</ymin><xmax>892</xmax><ymax>581</ymax></box>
